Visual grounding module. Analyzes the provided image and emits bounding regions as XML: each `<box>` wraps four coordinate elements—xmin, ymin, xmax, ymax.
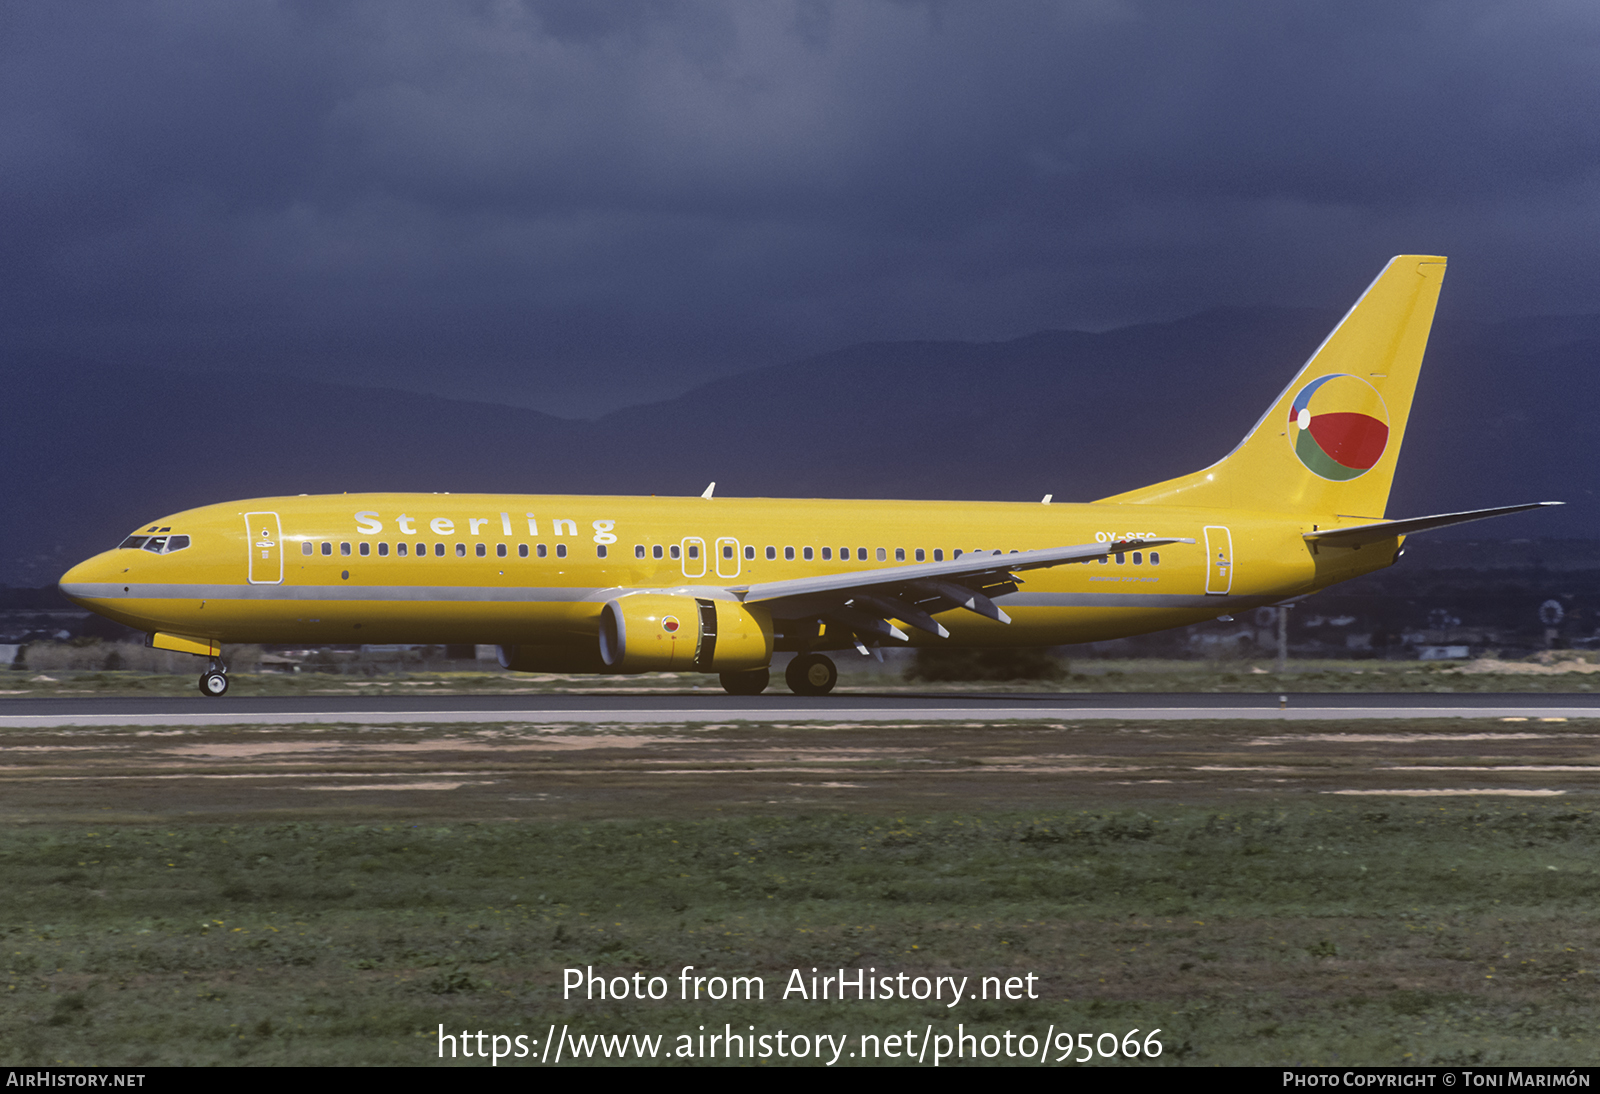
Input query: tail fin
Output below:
<box><xmin>1099</xmin><ymin>255</ymin><xmax>1447</xmax><ymax>518</ymax></box>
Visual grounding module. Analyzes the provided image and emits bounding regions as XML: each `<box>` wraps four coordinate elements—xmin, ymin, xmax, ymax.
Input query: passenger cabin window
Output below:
<box><xmin>434</xmin><ymin>543</ymin><xmax>445</xmax><ymax>557</ymax></box>
<box><xmin>821</xmin><ymin>547</ymin><xmax>832</xmax><ymax>561</ymax></box>
<box><xmin>803</xmin><ymin>547</ymin><xmax>813</xmax><ymax>561</ymax></box>
<box><xmin>722</xmin><ymin>545</ymin><xmax>734</xmax><ymax>559</ymax></box>
<box><xmin>397</xmin><ymin>543</ymin><xmax>408</xmax><ymax>557</ymax></box>
<box><xmin>301</xmin><ymin>542</ymin><xmax>313</xmax><ymax>555</ymax></box>
<box><xmin>783</xmin><ymin>546</ymin><xmax>794</xmax><ymax>561</ymax></box>
<box><xmin>1115</xmin><ymin>553</ymin><xmax>1125</xmax><ymax>564</ymax></box>
<box><xmin>597</xmin><ymin>545</ymin><xmax>607</xmax><ymax>558</ymax></box>
<box><xmin>895</xmin><ymin>548</ymin><xmax>905</xmax><ymax>561</ymax></box>
<box><xmin>456</xmin><ymin>543</ymin><xmax>466</xmax><ymax>557</ymax></box>
<box><xmin>769</xmin><ymin>546</ymin><xmax>779</xmax><ymax>561</ymax></box>
<box><xmin>519</xmin><ymin>544</ymin><xmax>529</xmax><ymax>558</ymax></box>
<box><xmin>321</xmin><ymin>542</ymin><xmax>332</xmax><ymax>556</ymax></box>
<box><xmin>669</xmin><ymin>545</ymin><xmax>680</xmax><ymax>560</ymax></box>
<box><xmin>359</xmin><ymin>542</ymin><xmax>370</xmax><ymax>556</ymax></box>
<box><xmin>915</xmin><ymin>549</ymin><xmax>925</xmax><ymax>562</ymax></box>
<box><xmin>933</xmin><ymin>550</ymin><xmax>943</xmax><ymax>561</ymax></box>
<box><xmin>556</xmin><ymin>544</ymin><xmax>567</xmax><ymax>559</ymax></box>
<box><xmin>635</xmin><ymin>545</ymin><xmax>646</xmax><ymax>559</ymax></box>
<box><xmin>1132</xmin><ymin>551</ymin><xmax>1142</xmax><ymax>565</ymax></box>
<box><xmin>497</xmin><ymin>543</ymin><xmax>507</xmax><ymax>558</ymax></box>
<box><xmin>378</xmin><ymin>543</ymin><xmax>389</xmax><ymax>557</ymax></box>
<box><xmin>688</xmin><ymin>544</ymin><xmax>700</xmax><ymax>560</ymax></box>
<box><xmin>1150</xmin><ymin>552</ymin><xmax>1160</xmax><ymax>565</ymax></box>
<box><xmin>537</xmin><ymin>544</ymin><xmax>548</xmax><ymax>558</ymax></box>
<box><xmin>341</xmin><ymin>542</ymin><xmax>351</xmax><ymax>556</ymax></box>
<box><xmin>744</xmin><ymin>545</ymin><xmax>755</xmax><ymax>560</ymax></box>
<box><xmin>653</xmin><ymin>545</ymin><xmax>664</xmax><ymax>559</ymax></box>
<box><xmin>876</xmin><ymin>548</ymin><xmax>886</xmax><ymax>561</ymax></box>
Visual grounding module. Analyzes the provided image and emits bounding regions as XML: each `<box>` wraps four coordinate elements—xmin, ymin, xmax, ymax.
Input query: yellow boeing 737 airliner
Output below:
<box><xmin>60</xmin><ymin>255</ymin><xmax>1557</xmax><ymax>697</ymax></box>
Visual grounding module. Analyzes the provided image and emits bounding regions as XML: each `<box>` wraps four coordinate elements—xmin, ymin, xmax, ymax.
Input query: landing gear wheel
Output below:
<box><xmin>719</xmin><ymin>667</ymin><xmax>770</xmax><ymax>696</ymax></box>
<box><xmin>785</xmin><ymin>653</ymin><xmax>837</xmax><ymax>696</ymax></box>
<box><xmin>199</xmin><ymin>670</ymin><xmax>229</xmax><ymax>697</ymax></box>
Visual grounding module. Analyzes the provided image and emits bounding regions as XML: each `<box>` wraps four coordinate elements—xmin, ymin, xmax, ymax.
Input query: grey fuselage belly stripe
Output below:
<box><xmin>59</xmin><ymin>583</ymin><xmax>606</xmax><ymax>603</ymax></box>
<box><xmin>61</xmin><ymin>582</ymin><xmax>1236</xmax><ymax>611</ymax></box>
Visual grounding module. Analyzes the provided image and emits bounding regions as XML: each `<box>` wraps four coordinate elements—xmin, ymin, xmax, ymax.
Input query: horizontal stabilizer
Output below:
<box><xmin>1303</xmin><ymin>502</ymin><xmax>1563</xmax><ymax>548</ymax></box>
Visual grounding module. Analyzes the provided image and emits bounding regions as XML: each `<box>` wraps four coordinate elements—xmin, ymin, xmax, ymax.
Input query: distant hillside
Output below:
<box><xmin>3</xmin><ymin>308</ymin><xmax>1594</xmax><ymax>586</ymax></box>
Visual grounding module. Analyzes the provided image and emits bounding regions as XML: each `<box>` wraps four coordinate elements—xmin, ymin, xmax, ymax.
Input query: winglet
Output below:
<box><xmin>701</xmin><ymin>482</ymin><xmax>715</xmax><ymax>500</ymax></box>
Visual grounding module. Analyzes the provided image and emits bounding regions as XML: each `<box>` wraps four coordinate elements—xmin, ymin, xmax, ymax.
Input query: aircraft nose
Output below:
<box><xmin>59</xmin><ymin>553</ymin><xmax>120</xmax><ymax>604</ymax></box>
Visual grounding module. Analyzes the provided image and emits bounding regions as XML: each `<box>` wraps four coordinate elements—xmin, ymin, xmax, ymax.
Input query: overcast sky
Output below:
<box><xmin>4</xmin><ymin>1</ymin><xmax>1598</xmax><ymax>416</ymax></box>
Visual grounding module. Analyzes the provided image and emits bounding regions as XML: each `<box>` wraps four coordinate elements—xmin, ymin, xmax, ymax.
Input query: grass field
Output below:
<box><xmin>4</xmin><ymin>799</ymin><xmax>1598</xmax><ymax>1067</ymax></box>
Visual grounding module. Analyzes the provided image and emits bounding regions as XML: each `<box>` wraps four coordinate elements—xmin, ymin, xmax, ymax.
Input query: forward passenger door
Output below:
<box><xmin>245</xmin><ymin>512</ymin><xmax>283</xmax><ymax>585</ymax></box>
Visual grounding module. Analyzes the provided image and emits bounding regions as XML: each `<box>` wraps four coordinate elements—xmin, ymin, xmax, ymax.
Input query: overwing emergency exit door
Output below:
<box><xmin>715</xmin><ymin>537</ymin><xmax>741</xmax><ymax>579</ymax></box>
<box><xmin>1203</xmin><ymin>525</ymin><xmax>1233</xmax><ymax>595</ymax></box>
<box><xmin>681</xmin><ymin>537</ymin><xmax>706</xmax><ymax>579</ymax></box>
<box><xmin>245</xmin><ymin>511</ymin><xmax>283</xmax><ymax>585</ymax></box>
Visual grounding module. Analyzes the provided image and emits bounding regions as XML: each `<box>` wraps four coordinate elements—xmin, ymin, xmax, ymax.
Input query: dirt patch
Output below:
<box><xmin>1327</xmin><ymin>788</ymin><xmax>1568</xmax><ymax>796</ymax></box>
<box><xmin>1</xmin><ymin>716</ymin><xmax>1597</xmax><ymax>822</ymax></box>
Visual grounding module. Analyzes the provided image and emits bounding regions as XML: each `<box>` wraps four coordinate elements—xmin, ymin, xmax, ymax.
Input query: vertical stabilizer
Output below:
<box><xmin>1099</xmin><ymin>255</ymin><xmax>1447</xmax><ymax>518</ymax></box>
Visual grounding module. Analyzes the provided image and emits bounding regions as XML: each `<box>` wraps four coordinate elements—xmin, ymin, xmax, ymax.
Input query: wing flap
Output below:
<box><xmin>741</xmin><ymin>537</ymin><xmax>1192</xmax><ymax>609</ymax></box>
<box><xmin>741</xmin><ymin>537</ymin><xmax>1193</xmax><ymax>646</ymax></box>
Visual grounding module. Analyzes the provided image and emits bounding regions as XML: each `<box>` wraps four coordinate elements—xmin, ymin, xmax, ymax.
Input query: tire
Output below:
<box><xmin>785</xmin><ymin>653</ymin><xmax>837</xmax><ymax>696</ymax></box>
<box><xmin>719</xmin><ymin>667</ymin><xmax>770</xmax><ymax>696</ymax></box>
<box><xmin>199</xmin><ymin>671</ymin><xmax>229</xmax><ymax>697</ymax></box>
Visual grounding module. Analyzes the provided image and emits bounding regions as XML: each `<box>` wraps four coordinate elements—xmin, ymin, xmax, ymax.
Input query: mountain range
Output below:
<box><xmin>3</xmin><ymin>306</ymin><xmax>1594</xmax><ymax>587</ymax></box>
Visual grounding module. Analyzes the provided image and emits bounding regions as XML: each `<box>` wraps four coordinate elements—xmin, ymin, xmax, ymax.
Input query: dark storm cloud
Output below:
<box><xmin>3</xmin><ymin>1</ymin><xmax>1598</xmax><ymax>414</ymax></box>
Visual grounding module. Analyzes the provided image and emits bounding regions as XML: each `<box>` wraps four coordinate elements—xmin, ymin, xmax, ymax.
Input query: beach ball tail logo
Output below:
<box><xmin>1287</xmin><ymin>374</ymin><xmax>1390</xmax><ymax>481</ymax></box>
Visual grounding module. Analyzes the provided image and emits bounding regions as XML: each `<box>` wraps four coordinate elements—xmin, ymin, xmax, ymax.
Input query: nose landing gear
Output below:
<box><xmin>198</xmin><ymin>657</ymin><xmax>229</xmax><ymax>697</ymax></box>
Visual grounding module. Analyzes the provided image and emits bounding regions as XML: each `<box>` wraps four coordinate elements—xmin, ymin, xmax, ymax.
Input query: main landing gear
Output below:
<box><xmin>198</xmin><ymin>657</ymin><xmax>228</xmax><ymax>697</ymax></box>
<box><xmin>785</xmin><ymin>653</ymin><xmax>837</xmax><ymax>696</ymax></box>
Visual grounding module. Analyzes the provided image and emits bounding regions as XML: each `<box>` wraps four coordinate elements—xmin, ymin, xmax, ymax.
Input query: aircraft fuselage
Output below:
<box><xmin>60</xmin><ymin>491</ymin><xmax>1389</xmax><ymax>651</ymax></box>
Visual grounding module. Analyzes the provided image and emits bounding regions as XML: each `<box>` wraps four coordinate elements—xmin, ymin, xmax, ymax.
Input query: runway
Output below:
<box><xmin>0</xmin><ymin>690</ymin><xmax>1597</xmax><ymax>728</ymax></box>
<box><xmin>4</xmin><ymin>691</ymin><xmax>1597</xmax><ymax>821</ymax></box>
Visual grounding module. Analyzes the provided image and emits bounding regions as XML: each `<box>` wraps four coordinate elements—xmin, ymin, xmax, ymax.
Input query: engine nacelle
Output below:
<box><xmin>598</xmin><ymin>594</ymin><xmax>772</xmax><ymax>673</ymax></box>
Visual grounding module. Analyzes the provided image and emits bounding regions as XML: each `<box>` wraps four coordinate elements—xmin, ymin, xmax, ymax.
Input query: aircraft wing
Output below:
<box><xmin>1303</xmin><ymin>502</ymin><xmax>1562</xmax><ymax>549</ymax></box>
<box><xmin>737</xmin><ymin>537</ymin><xmax>1193</xmax><ymax>645</ymax></box>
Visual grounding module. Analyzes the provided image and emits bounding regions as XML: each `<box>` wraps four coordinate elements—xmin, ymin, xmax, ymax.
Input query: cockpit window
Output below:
<box><xmin>117</xmin><ymin>534</ymin><xmax>190</xmax><ymax>554</ymax></box>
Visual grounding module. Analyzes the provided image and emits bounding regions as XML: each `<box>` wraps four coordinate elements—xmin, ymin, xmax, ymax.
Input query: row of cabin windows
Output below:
<box><xmin>305</xmin><ymin>541</ymin><xmax>570</xmax><ymax>559</ymax></box>
<box><xmin>628</xmin><ymin>544</ymin><xmax>1161</xmax><ymax>565</ymax></box>
<box><xmin>302</xmin><ymin>540</ymin><xmax>1160</xmax><ymax>566</ymax></box>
